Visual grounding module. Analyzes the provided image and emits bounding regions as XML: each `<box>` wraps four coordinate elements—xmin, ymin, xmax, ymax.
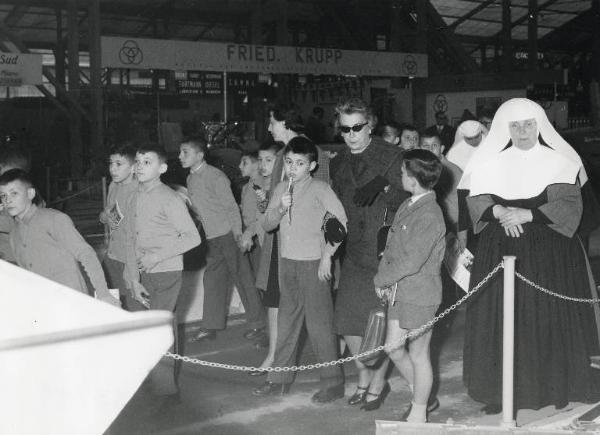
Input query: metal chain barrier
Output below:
<box><xmin>165</xmin><ymin>261</ymin><xmax>505</xmax><ymax>372</ymax></box>
<box><xmin>516</xmin><ymin>271</ymin><xmax>600</xmax><ymax>304</ymax></box>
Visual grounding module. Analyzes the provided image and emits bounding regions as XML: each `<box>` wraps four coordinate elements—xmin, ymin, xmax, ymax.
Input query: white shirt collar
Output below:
<box><xmin>410</xmin><ymin>190</ymin><xmax>432</xmax><ymax>205</ymax></box>
<box><xmin>190</xmin><ymin>161</ymin><xmax>206</xmax><ymax>174</ymax></box>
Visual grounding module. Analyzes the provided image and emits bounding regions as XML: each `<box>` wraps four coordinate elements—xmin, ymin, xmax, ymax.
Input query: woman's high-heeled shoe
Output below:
<box><xmin>348</xmin><ymin>385</ymin><xmax>368</xmax><ymax>405</ymax></box>
<box><xmin>361</xmin><ymin>383</ymin><xmax>390</xmax><ymax>411</ymax></box>
<box><xmin>400</xmin><ymin>396</ymin><xmax>440</xmax><ymax>421</ymax></box>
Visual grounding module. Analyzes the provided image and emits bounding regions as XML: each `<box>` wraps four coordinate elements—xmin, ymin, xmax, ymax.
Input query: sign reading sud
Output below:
<box><xmin>0</xmin><ymin>53</ymin><xmax>43</xmax><ymax>86</ymax></box>
<box><xmin>101</xmin><ymin>36</ymin><xmax>428</xmax><ymax>78</ymax></box>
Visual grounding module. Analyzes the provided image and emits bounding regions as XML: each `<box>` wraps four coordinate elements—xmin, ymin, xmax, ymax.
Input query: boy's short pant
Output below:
<box><xmin>389</xmin><ymin>302</ymin><xmax>439</xmax><ymax>330</ymax></box>
<box><xmin>102</xmin><ymin>256</ymin><xmax>127</xmax><ymax>298</ymax></box>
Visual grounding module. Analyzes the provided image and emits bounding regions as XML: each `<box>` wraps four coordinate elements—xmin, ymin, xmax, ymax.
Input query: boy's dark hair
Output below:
<box><xmin>241</xmin><ymin>149</ymin><xmax>258</xmax><ymax>160</ymax></box>
<box><xmin>379</xmin><ymin>120</ymin><xmax>401</xmax><ymax>136</ymax></box>
<box><xmin>109</xmin><ymin>143</ymin><xmax>137</xmax><ymax>163</ymax></box>
<box><xmin>181</xmin><ymin>136</ymin><xmax>208</xmax><ymax>154</ymax></box>
<box><xmin>419</xmin><ymin>131</ymin><xmax>442</xmax><ymax>143</ymax></box>
<box><xmin>402</xmin><ymin>149</ymin><xmax>442</xmax><ymax>189</ymax></box>
<box><xmin>259</xmin><ymin>140</ymin><xmax>284</xmax><ymax>154</ymax></box>
<box><xmin>284</xmin><ymin>136</ymin><xmax>318</xmax><ymax>164</ymax></box>
<box><xmin>400</xmin><ymin>123</ymin><xmax>418</xmax><ymax>135</ymax></box>
<box><xmin>0</xmin><ymin>168</ymin><xmax>34</xmax><ymax>188</ymax></box>
<box><xmin>0</xmin><ymin>145</ymin><xmax>31</xmax><ymax>172</ymax></box>
<box><xmin>137</xmin><ymin>143</ymin><xmax>168</xmax><ymax>164</ymax></box>
<box><xmin>269</xmin><ymin>103</ymin><xmax>305</xmax><ymax>134</ymax></box>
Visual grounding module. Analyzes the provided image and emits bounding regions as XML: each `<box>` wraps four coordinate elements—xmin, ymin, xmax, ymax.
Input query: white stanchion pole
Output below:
<box><xmin>502</xmin><ymin>255</ymin><xmax>517</xmax><ymax>427</ymax></box>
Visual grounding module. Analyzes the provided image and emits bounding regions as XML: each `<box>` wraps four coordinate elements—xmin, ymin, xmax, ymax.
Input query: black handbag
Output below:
<box><xmin>322</xmin><ymin>211</ymin><xmax>347</xmax><ymax>245</ymax></box>
<box><xmin>376</xmin><ymin>208</ymin><xmax>391</xmax><ymax>260</ymax></box>
<box><xmin>358</xmin><ymin>299</ymin><xmax>387</xmax><ymax>367</ymax></box>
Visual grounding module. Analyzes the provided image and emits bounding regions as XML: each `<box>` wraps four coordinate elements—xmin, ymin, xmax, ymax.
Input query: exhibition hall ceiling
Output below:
<box><xmin>0</xmin><ymin>1</ymin><xmax>592</xmax><ymax>57</ymax></box>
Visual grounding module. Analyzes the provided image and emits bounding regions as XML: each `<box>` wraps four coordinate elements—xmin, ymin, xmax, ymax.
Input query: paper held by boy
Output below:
<box><xmin>444</xmin><ymin>233</ymin><xmax>474</xmax><ymax>292</ymax></box>
<box><xmin>0</xmin><ymin>259</ymin><xmax>174</xmax><ymax>435</ymax></box>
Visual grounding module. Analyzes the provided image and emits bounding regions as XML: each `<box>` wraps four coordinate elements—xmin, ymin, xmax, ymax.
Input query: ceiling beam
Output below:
<box><xmin>134</xmin><ymin>0</ymin><xmax>174</xmax><ymax>36</ymax></box>
<box><xmin>0</xmin><ymin>22</ymin><xmax>90</xmax><ymax>122</ymax></box>
<box><xmin>99</xmin><ymin>3</ymin><xmax>245</xmax><ymax>25</ymax></box>
<box><xmin>0</xmin><ymin>39</ymin><xmax>68</xmax><ymax>115</ymax></box>
<box><xmin>489</xmin><ymin>0</ymin><xmax>561</xmax><ymax>38</ymax></box>
<box><xmin>448</xmin><ymin>0</ymin><xmax>496</xmax><ymax>30</ymax></box>
<box><xmin>455</xmin><ymin>34</ymin><xmax>498</xmax><ymax>45</ymax></box>
<box><xmin>4</xmin><ymin>5</ymin><xmax>29</xmax><ymax>26</ymax></box>
<box><xmin>445</xmin><ymin>14</ymin><xmax>555</xmax><ymax>29</ymax></box>
<box><xmin>0</xmin><ymin>0</ymin><xmax>67</xmax><ymax>8</ymax></box>
<box><xmin>313</xmin><ymin>2</ymin><xmax>362</xmax><ymax>49</ymax></box>
<box><xmin>196</xmin><ymin>22</ymin><xmax>219</xmax><ymax>40</ymax></box>
<box><xmin>425</xmin><ymin>0</ymin><xmax>479</xmax><ymax>73</ymax></box>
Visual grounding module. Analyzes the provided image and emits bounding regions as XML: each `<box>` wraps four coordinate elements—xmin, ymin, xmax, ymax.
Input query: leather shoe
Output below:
<box><xmin>252</xmin><ymin>381</ymin><xmax>290</xmax><ymax>397</ymax></box>
<box><xmin>311</xmin><ymin>383</ymin><xmax>345</xmax><ymax>403</ymax></box>
<box><xmin>361</xmin><ymin>383</ymin><xmax>390</xmax><ymax>411</ymax></box>
<box><xmin>192</xmin><ymin>328</ymin><xmax>216</xmax><ymax>341</ymax></box>
<box><xmin>348</xmin><ymin>385</ymin><xmax>368</xmax><ymax>405</ymax></box>
<box><xmin>243</xmin><ymin>327</ymin><xmax>265</xmax><ymax>340</ymax></box>
<box><xmin>427</xmin><ymin>397</ymin><xmax>440</xmax><ymax>413</ymax></box>
<box><xmin>399</xmin><ymin>396</ymin><xmax>440</xmax><ymax>420</ymax></box>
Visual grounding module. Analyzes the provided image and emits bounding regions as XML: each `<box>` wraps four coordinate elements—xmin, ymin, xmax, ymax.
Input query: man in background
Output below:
<box><xmin>425</xmin><ymin>111</ymin><xmax>455</xmax><ymax>151</ymax></box>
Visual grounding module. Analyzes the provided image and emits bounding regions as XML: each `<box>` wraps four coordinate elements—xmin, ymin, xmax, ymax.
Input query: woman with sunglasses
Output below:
<box><xmin>330</xmin><ymin>98</ymin><xmax>410</xmax><ymax>410</ymax></box>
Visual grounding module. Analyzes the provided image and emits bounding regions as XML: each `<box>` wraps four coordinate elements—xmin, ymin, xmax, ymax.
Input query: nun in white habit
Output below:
<box><xmin>446</xmin><ymin>120</ymin><xmax>487</xmax><ymax>171</ymax></box>
<box><xmin>460</xmin><ymin>98</ymin><xmax>600</xmax><ymax>413</ymax></box>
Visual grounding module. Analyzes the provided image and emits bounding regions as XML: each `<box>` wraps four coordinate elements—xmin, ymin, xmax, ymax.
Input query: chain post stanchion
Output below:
<box><xmin>502</xmin><ymin>255</ymin><xmax>517</xmax><ymax>428</ymax></box>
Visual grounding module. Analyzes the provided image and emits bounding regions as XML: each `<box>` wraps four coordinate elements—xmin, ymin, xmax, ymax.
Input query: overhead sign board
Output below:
<box><xmin>0</xmin><ymin>53</ymin><xmax>43</xmax><ymax>86</ymax></box>
<box><xmin>175</xmin><ymin>71</ymin><xmax>223</xmax><ymax>96</ymax></box>
<box><xmin>101</xmin><ymin>36</ymin><xmax>428</xmax><ymax>78</ymax></box>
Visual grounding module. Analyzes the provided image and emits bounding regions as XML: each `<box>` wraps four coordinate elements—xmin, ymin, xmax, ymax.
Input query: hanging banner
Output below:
<box><xmin>0</xmin><ymin>53</ymin><xmax>43</xmax><ymax>86</ymax></box>
<box><xmin>101</xmin><ymin>36</ymin><xmax>428</xmax><ymax>78</ymax></box>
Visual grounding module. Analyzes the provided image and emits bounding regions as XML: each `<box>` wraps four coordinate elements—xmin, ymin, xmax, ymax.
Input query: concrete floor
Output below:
<box><xmin>105</xmin><ymin>300</ymin><xmax>597</xmax><ymax>435</ymax></box>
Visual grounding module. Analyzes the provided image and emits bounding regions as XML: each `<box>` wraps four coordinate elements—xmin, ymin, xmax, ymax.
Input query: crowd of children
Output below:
<box><xmin>0</xmin><ymin>97</ymin><xmax>454</xmax><ymax>423</ymax></box>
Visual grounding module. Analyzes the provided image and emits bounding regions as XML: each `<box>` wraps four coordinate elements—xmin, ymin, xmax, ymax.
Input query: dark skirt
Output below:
<box><xmin>463</xmin><ymin>220</ymin><xmax>600</xmax><ymax>410</ymax></box>
<box><xmin>333</xmin><ymin>255</ymin><xmax>381</xmax><ymax>336</ymax></box>
<box><xmin>261</xmin><ymin>232</ymin><xmax>280</xmax><ymax>308</ymax></box>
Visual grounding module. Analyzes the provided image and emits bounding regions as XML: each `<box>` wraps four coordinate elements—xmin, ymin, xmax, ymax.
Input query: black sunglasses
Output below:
<box><xmin>339</xmin><ymin>122</ymin><xmax>368</xmax><ymax>134</ymax></box>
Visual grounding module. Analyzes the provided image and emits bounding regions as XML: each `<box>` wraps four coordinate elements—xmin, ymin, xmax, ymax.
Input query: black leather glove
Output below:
<box><xmin>353</xmin><ymin>175</ymin><xmax>389</xmax><ymax>207</ymax></box>
<box><xmin>322</xmin><ymin>212</ymin><xmax>346</xmax><ymax>245</ymax></box>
